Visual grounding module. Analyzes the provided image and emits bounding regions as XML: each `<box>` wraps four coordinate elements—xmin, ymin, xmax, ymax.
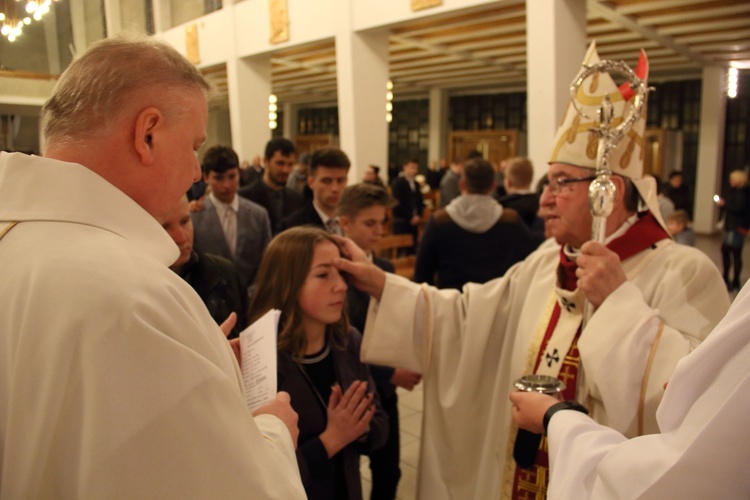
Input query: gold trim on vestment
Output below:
<box><xmin>0</xmin><ymin>221</ymin><xmax>19</xmax><ymax>241</ymax></box>
<box><xmin>416</xmin><ymin>283</ymin><xmax>433</xmax><ymax>500</ymax></box>
<box><xmin>420</xmin><ymin>283</ymin><xmax>433</xmax><ymax>373</ymax></box>
<box><xmin>638</xmin><ymin>321</ymin><xmax>664</xmax><ymax>436</ymax></box>
<box><xmin>524</xmin><ymin>293</ymin><xmax>560</xmax><ymax>376</ymax></box>
<box><xmin>500</xmin><ymin>292</ymin><xmax>558</xmax><ymax>496</ymax></box>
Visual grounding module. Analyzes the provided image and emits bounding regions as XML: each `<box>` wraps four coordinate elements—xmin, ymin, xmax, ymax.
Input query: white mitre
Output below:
<box><xmin>549</xmin><ymin>41</ymin><xmax>667</xmax><ymax>232</ymax></box>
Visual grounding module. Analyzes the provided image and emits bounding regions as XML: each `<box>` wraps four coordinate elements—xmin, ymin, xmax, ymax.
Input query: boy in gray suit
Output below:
<box><xmin>191</xmin><ymin>145</ymin><xmax>272</xmax><ymax>293</ymax></box>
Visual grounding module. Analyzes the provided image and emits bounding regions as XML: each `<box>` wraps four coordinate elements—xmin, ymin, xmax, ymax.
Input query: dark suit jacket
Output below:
<box><xmin>238</xmin><ymin>180</ymin><xmax>305</xmax><ymax>234</ymax></box>
<box><xmin>278</xmin><ymin>201</ymin><xmax>324</xmax><ymax>232</ymax></box>
<box><xmin>346</xmin><ymin>256</ymin><xmax>397</xmax><ymax>398</ymax></box>
<box><xmin>240</xmin><ymin>166</ymin><xmax>264</xmax><ymax>187</ymax></box>
<box><xmin>190</xmin><ymin>196</ymin><xmax>272</xmax><ymax>289</ymax></box>
<box><xmin>277</xmin><ymin>328</ymin><xmax>388</xmax><ymax>500</ymax></box>
<box><xmin>497</xmin><ymin>192</ymin><xmax>540</xmax><ymax>227</ymax></box>
<box><xmin>390</xmin><ymin>176</ymin><xmax>424</xmax><ymax>221</ymax></box>
<box><xmin>177</xmin><ymin>250</ymin><xmax>248</xmax><ymax>339</ymax></box>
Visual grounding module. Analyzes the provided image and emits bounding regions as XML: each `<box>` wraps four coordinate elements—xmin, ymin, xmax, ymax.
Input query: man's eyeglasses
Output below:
<box><xmin>544</xmin><ymin>175</ymin><xmax>598</xmax><ymax>195</ymax></box>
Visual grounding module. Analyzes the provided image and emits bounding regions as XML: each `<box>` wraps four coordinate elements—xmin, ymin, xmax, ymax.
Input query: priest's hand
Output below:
<box><xmin>331</xmin><ymin>235</ymin><xmax>369</xmax><ymax>264</ymax></box>
<box><xmin>252</xmin><ymin>392</ymin><xmax>300</xmax><ymax>448</ymax></box>
<box><xmin>575</xmin><ymin>241</ymin><xmax>627</xmax><ymax>308</ymax></box>
<box><xmin>332</xmin><ymin>236</ymin><xmax>387</xmax><ymax>301</ymax></box>
<box><xmin>509</xmin><ymin>392</ymin><xmax>559</xmax><ymax>434</ymax></box>
<box><xmin>320</xmin><ymin>380</ymin><xmax>375</xmax><ymax>457</ymax></box>
<box><xmin>220</xmin><ymin>312</ymin><xmax>241</xmax><ymax>364</ymax></box>
<box><xmin>220</xmin><ymin>312</ymin><xmax>237</xmax><ymax>336</ymax></box>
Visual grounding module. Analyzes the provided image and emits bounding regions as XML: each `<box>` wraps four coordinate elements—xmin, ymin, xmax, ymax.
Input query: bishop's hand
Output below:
<box><xmin>575</xmin><ymin>241</ymin><xmax>627</xmax><ymax>308</ymax></box>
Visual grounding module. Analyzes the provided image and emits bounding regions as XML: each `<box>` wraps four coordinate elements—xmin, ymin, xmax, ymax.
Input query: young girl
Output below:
<box><xmin>249</xmin><ymin>227</ymin><xmax>388</xmax><ymax>500</ymax></box>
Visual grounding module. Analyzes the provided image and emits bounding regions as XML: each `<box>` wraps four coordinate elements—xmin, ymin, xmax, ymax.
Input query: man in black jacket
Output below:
<box><xmin>390</xmin><ymin>159</ymin><xmax>424</xmax><ymax>254</ymax></box>
<box><xmin>238</xmin><ymin>138</ymin><xmax>305</xmax><ymax>233</ymax></box>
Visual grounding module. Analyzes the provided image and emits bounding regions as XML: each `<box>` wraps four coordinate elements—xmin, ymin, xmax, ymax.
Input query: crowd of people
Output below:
<box><xmin>3</xmin><ymin>34</ymin><xmax>750</xmax><ymax>500</ymax></box>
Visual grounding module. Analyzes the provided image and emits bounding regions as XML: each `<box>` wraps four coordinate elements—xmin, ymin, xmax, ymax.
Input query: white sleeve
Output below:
<box><xmin>361</xmin><ymin>272</ymin><xmax>427</xmax><ymax>373</ymax></box>
<box><xmin>547</xmin><ymin>410</ymin><xmax>628</xmax><ymax>498</ymax></box>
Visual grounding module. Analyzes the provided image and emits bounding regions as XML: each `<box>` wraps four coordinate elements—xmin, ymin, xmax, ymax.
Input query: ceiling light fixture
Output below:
<box><xmin>727</xmin><ymin>67</ymin><xmax>738</xmax><ymax>99</ymax></box>
<box><xmin>0</xmin><ymin>0</ymin><xmax>58</xmax><ymax>42</ymax></box>
<box><xmin>269</xmin><ymin>94</ymin><xmax>278</xmax><ymax>129</ymax></box>
<box><xmin>386</xmin><ymin>80</ymin><xmax>393</xmax><ymax>123</ymax></box>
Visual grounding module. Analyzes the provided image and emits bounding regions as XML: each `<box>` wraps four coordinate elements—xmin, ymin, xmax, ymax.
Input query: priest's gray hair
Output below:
<box><xmin>42</xmin><ymin>33</ymin><xmax>210</xmax><ymax>145</ymax></box>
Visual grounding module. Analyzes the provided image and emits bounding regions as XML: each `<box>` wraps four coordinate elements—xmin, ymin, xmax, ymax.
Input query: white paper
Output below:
<box><xmin>239</xmin><ymin>309</ymin><xmax>280</xmax><ymax>412</ymax></box>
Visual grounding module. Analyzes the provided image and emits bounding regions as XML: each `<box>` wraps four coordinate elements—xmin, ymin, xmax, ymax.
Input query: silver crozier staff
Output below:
<box><xmin>570</xmin><ymin>58</ymin><xmax>650</xmax><ymax>324</ymax></box>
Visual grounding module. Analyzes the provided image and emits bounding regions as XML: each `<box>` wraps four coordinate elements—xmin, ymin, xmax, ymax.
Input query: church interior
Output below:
<box><xmin>1</xmin><ymin>1</ymin><xmax>749</xmax><ymax>498</ymax></box>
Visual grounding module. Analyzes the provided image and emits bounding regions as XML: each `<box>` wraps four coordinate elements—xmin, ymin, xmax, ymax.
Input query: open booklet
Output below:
<box><xmin>239</xmin><ymin>309</ymin><xmax>280</xmax><ymax>412</ymax></box>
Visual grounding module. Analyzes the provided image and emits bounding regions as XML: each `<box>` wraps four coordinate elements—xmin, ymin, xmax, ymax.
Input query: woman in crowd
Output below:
<box><xmin>249</xmin><ymin>227</ymin><xmax>388</xmax><ymax>499</ymax></box>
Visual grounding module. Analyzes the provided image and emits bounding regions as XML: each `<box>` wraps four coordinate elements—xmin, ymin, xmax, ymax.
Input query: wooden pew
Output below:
<box><xmin>392</xmin><ymin>256</ymin><xmax>416</xmax><ymax>280</ymax></box>
<box><xmin>375</xmin><ymin>234</ymin><xmax>416</xmax><ymax>279</ymax></box>
<box><xmin>374</xmin><ymin>234</ymin><xmax>414</xmax><ymax>260</ymax></box>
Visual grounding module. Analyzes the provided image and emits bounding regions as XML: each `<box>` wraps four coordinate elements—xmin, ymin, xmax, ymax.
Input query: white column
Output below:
<box><xmin>335</xmin><ymin>10</ymin><xmax>390</xmax><ymax>183</ymax></box>
<box><xmin>68</xmin><ymin>0</ymin><xmax>89</xmax><ymax>55</ymax></box>
<box><xmin>38</xmin><ymin>111</ymin><xmax>46</xmax><ymax>153</ymax></box>
<box><xmin>204</xmin><ymin>107</ymin><xmax>232</xmax><ymax>152</ymax></box>
<box><xmin>103</xmin><ymin>0</ymin><xmax>124</xmax><ymax>35</ymax></box>
<box><xmin>227</xmin><ymin>55</ymin><xmax>273</xmax><ymax>162</ymax></box>
<box><xmin>283</xmin><ymin>102</ymin><xmax>297</xmax><ymax>141</ymax></box>
<box><xmin>151</xmin><ymin>0</ymin><xmax>172</xmax><ymax>33</ymax></box>
<box><xmin>526</xmin><ymin>0</ymin><xmax>586</xmax><ymax>183</ymax></box>
<box><xmin>428</xmin><ymin>87</ymin><xmax>448</xmax><ymax>163</ymax></box>
<box><xmin>693</xmin><ymin>66</ymin><xmax>727</xmax><ymax>234</ymax></box>
<box><xmin>42</xmin><ymin>7</ymin><xmax>61</xmax><ymax>74</ymax></box>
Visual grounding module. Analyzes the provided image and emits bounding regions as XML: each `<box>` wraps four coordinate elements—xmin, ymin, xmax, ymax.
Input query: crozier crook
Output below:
<box><xmin>569</xmin><ymin>58</ymin><xmax>649</xmax><ymax>324</ymax></box>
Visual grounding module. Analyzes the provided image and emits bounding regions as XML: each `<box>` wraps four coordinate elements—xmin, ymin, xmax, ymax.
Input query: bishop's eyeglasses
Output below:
<box><xmin>544</xmin><ymin>175</ymin><xmax>598</xmax><ymax>195</ymax></box>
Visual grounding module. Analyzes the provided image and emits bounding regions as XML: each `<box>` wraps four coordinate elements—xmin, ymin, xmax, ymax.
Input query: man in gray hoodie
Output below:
<box><xmin>413</xmin><ymin>158</ymin><xmax>538</xmax><ymax>289</ymax></box>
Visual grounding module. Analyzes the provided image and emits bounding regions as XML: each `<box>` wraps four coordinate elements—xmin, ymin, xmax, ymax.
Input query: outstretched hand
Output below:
<box><xmin>330</xmin><ymin>236</ymin><xmax>387</xmax><ymax>301</ymax></box>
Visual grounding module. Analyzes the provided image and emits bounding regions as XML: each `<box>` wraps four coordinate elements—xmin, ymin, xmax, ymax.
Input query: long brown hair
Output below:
<box><xmin>249</xmin><ymin>227</ymin><xmax>349</xmax><ymax>360</ymax></box>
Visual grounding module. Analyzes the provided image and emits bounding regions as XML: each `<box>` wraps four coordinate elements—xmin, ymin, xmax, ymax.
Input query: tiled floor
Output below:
<box><xmin>360</xmin><ymin>232</ymin><xmax>747</xmax><ymax>500</ymax></box>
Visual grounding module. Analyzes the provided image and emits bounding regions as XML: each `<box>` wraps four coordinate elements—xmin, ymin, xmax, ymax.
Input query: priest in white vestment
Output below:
<box><xmin>0</xmin><ymin>36</ymin><xmax>305</xmax><ymax>499</ymax></box>
<box><xmin>511</xmin><ymin>282</ymin><xmax>750</xmax><ymax>498</ymax></box>
<box><xmin>335</xmin><ymin>42</ymin><xmax>730</xmax><ymax>499</ymax></box>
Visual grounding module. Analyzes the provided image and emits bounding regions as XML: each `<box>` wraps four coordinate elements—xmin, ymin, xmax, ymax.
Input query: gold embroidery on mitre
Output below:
<box><xmin>639</xmin><ymin>133</ymin><xmax>645</xmax><ymax>162</ymax></box>
<box><xmin>588</xmin><ymin>72</ymin><xmax>599</xmax><ymax>94</ymax></box>
<box><xmin>566</xmin><ymin>115</ymin><xmax>580</xmax><ymax>144</ymax></box>
<box><xmin>586</xmin><ymin>131</ymin><xmax>598</xmax><ymax>159</ymax></box>
<box><xmin>620</xmin><ymin>137</ymin><xmax>636</xmax><ymax>170</ymax></box>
